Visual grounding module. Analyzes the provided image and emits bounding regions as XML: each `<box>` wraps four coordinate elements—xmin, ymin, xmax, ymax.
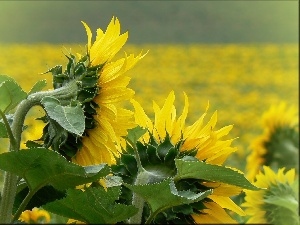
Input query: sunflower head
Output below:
<box><xmin>242</xmin><ymin>166</ymin><xmax>299</xmax><ymax>225</ymax></box>
<box><xmin>246</xmin><ymin>102</ymin><xmax>299</xmax><ymax>180</ymax></box>
<box><xmin>32</xmin><ymin>17</ymin><xmax>145</xmax><ymax>163</ymax></box>
<box><xmin>111</xmin><ymin>91</ymin><xmax>249</xmax><ymax>223</ymax></box>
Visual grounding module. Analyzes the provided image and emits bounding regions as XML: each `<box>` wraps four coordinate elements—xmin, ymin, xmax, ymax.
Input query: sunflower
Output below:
<box><xmin>129</xmin><ymin>91</ymin><xmax>246</xmax><ymax>223</ymax></box>
<box><xmin>69</xmin><ymin>17</ymin><xmax>146</xmax><ymax>166</ymax></box>
<box><xmin>242</xmin><ymin>166</ymin><xmax>298</xmax><ymax>224</ymax></box>
<box><xmin>246</xmin><ymin>102</ymin><xmax>299</xmax><ymax>181</ymax></box>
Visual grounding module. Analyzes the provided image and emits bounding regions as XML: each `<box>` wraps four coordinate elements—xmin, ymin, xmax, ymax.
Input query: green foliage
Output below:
<box><xmin>0</xmin><ymin>75</ymin><xmax>27</xmax><ymax>113</ymax></box>
<box><xmin>43</xmin><ymin>186</ymin><xmax>138</xmax><ymax>224</ymax></box>
<box><xmin>0</xmin><ymin>147</ymin><xmax>110</xmax><ymax>191</ymax></box>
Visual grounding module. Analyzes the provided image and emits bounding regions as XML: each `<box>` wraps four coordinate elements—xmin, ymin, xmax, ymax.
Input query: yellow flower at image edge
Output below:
<box><xmin>242</xmin><ymin>166</ymin><xmax>299</xmax><ymax>224</ymax></box>
<box><xmin>71</xmin><ymin>17</ymin><xmax>146</xmax><ymax>166</ymax></box>
<box><xmin>131</xmin><ymin>91</ymin><xmax>246</xmax><ymax>223</ymax></box>
<box><xmin>19</xmin><ymin>207</ymin><xmax>50</xmax><ymax>224</ymax></box>
<box><xmin>246</xmin><ymin>102</ymin><xmax>299</xmax><ymax>181</ymax></box>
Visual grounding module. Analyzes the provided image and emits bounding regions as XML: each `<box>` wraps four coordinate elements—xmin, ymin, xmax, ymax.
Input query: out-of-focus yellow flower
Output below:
<box><xmin>19</xmin><ymin>207</ymin><xmax>50</xmax><ymax>224</ymax></box>
<box><xmin>246</xmin><ymin>102</ymin><xmax>299</xmax><ymax>181</ymax></box>
<box><xmin>131</xmin><ymin>91</ymin><xmax>245</xmax><ymax>223</ymax></box>
<box><xmin>242</xmin><ymin>166</ymin><xmax>298</xmax><ymax>224</ymax></box>
<box><xmin>72</xmin><ymin>17</ymin><xmax>146</xmax><ymax>166</ymax></box>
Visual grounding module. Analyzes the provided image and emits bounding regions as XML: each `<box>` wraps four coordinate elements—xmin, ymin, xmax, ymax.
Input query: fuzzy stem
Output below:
<box><xmin>127</xmin><ymin>138</ymin><xmax>148</xmax><ymax>224</ymax></box>
<box><xmin>128</xmin><ymin>170</ymin><xmax>149</xmax><ymax>224</ymax></box>
<box><xmin>0</xmin><ymin>80</ymin><xmax>78</xmax><ymax>223</ymax></box>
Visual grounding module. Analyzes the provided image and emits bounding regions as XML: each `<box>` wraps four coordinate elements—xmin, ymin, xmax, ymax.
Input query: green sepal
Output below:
<box><xmin>43</xmin><ymin>186</ymin><xmax>138</xmax><ymax>224</ymax></box>
<box><xmin>0</xmin><ymin>147</ymin><xmax>110</xmax><ymax>191</ymax></box>
<box><xmin>174</xmin><ymin>158</ymin><xmax>259</xmax><ymax>190</ymax></box>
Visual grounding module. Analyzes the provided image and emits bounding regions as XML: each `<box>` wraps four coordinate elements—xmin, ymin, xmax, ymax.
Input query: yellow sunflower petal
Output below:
<box><xmin>81</xmin><ymin>21</ymin><xmax>92</xmax><ymax>51</ymax></box>
<box><xmin>208</xmin><ymin>195</ymin><xmax>246</xmax><ymax>216</ymax></box>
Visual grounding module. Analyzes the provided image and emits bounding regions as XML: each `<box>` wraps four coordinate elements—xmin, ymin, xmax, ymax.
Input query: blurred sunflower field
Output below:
<box><xmin>0</xmin><ymin>40</ymin><xmax>298</xmax><ymax>224</ymax></box>
<box><xmin>0</xmin><ymin>43</ymin><xmax>298</xmax><ymax>169</ymax></box>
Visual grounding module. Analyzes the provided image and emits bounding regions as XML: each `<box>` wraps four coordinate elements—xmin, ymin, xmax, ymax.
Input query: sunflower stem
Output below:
<box><xmin>128</xmin><ymin>170</ymin><xmax>149</xmax><ymax>224</ymax></box>
<box><xmin>0</xmin><ymin>80</ymin><xmax>78</xmax><ymax>223</ymax></box>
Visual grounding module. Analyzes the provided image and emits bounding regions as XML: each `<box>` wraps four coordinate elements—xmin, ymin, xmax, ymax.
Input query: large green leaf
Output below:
<box><xmin>28</xmin><ymin>79</ymin><xmax>47</xmax><ymax>95</ymax></box>
<box><xmin>0</xmin><ymin>148</ymin><xmax>110</xmax><ymax>191</ymax></box>
<box><xmin>41</xmin><ymin>96</ymin><xmax>85</xmax><ymax>136</ymax></box>
<box><xmin>0</xmin><ymin>75</ymin><xmax>27</xmax><ymax>113</ymax></box>
<box><xmin>125</xmin><ymin>179</ymin><xmax>212</xmax><ymax>222</ymax></box>
<box><xmin>43</xmin><ymin>186</ymin><xmax>138</xmax><ymax>224</ymax></box>
<box><xmin>174</xmin><ymin>158</ymin><xmax>259</xmax><ymax>190</ymax></box>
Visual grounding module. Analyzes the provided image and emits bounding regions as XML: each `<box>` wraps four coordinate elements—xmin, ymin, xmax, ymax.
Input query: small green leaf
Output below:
<box><xmin>0</xmin><ymin>75</ymin><xmax>27</xmax><ymax>113</ymax></box>
<box><xmin>125</xmin><ymin>179</ymin><xmax>212</xmax><ymax>221</ymax></box>
<box><xmin>0</xmin><ymin>121</ymin><xmax>7</xmax><ymax>138</ymax></box>
<box><xmin>0</xmin><ymin>148</ymin><xmax>110</xmax><ymax>191</ymax></box>
<box><xmin>28</xmin><ymin>79</ymin><xmax>47</xmax><ymax>95</ymax></box>
<box><xmin>41</xmin><ymin>96</ymin><xmax>85</xmax><ymax>136</ymax></box>
<box><xmin>174</xmin><ymin>159</ymin><xmax>259</xmax><ymax>190</ymax></box>
<box><xmin>43</xmin><ymin>186</ymin><xmax>138</xmax><ymax>224</ymax></box>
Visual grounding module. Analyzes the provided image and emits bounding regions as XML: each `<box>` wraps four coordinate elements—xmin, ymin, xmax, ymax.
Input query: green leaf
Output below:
<box><xmin>0</xmin><ymin>147</ymin><xmax>110</xmax><ymax>191</ymax></box>
<box><xmin>174</xmin><ymin>159</ymin><xmax>259</xmax><ymax>190</ymax></box>
<box><xmin>43</xmin><ymin>186</ymin><xmax>138</xmax><ymax>224</ymax></box>
<box><xmin>0</xmin><ymin>75</ymin><xmax>27</xmax><ymax>113</ymax></box>
<box><xmin>0</xmin><ymin>121</ymin><xmax>7</xmax><ymax>138</ymax></box>
<box><xmin>28</xmin><ymin>79</ymin><xmax>47</xmax><ymax>95</ymax></box>
<box><xmin>41</xmin><ymin>96</ymin><xmax>85</xmax><ymax>136</ymax></box>
<box><xmin>125</xmin><ymin>179</ymin><xmax>212</xmax><ymax>221</ymax></box>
